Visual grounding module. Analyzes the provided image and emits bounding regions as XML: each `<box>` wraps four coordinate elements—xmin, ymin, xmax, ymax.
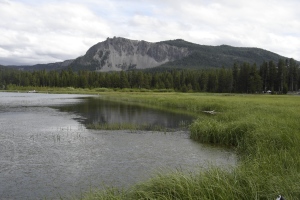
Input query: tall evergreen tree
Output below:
<box><xmin>120</xmin><ymin>71</ymin><xmax>130</xmax><ymax>88</ymax></box>
<box><xmin>248</xmin><ymin>64</ymin><xmax>262</xmax><ymax>93</ymax></box>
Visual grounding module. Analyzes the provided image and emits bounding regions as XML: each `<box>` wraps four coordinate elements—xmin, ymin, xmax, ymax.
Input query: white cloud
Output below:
<box><xmin>0</xmin><ymin>0</ymin><xmax>112</xmax><ymax>65</ymax></box>
<box><xmin>155</xmin><ymin>0</ymin><xmax>300</xmax><ymax>59</ymax></box>
<box><xmin>0</xmin><ymin>0</ymin><xmax>299</xmax><ymax>65</ymax></box>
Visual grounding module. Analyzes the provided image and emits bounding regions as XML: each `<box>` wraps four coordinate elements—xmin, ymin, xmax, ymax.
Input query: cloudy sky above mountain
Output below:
<box><xmin>0</xmin><ymin>0</ymin><xmax>299</xmax><ymax>65</ymax></box>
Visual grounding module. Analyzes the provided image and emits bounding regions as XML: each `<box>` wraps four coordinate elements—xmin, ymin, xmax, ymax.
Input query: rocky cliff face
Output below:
<box><xmin>71</xmin><ymin>37</ymin><xmax>190</xmax><ymax>71</ymax></box>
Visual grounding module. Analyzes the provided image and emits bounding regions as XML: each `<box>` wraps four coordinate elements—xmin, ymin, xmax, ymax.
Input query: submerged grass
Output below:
<box><xmin>78</xmin><ymin>92</ymin><xmax>300</xmax><ymax>200</ymax></box>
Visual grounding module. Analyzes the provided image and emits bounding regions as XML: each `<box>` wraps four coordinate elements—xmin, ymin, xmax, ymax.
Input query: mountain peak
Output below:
<box><xmin>70</xmin><ymin>37</ymin><xmax>190</xmax><ymax>71</ymax></box>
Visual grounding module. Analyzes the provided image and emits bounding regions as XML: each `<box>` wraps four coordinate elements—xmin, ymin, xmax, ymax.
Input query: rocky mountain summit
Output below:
<box><xmin>70</xmin><ymin>37</ymin><xmax>190</xmax><ymax>71</ymax></box>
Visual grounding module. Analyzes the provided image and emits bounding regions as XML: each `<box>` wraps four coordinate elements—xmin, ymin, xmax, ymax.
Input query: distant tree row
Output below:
<box><xmin>0</xmin><ymin>58</ymin><xmax>299</xmax><ymax>94</ymax></box>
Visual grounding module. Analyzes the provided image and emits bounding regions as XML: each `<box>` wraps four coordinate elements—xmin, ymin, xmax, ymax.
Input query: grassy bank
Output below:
<box><xmin>3</xmin><ymin>88</ymin><xmax>300</xmax><ymax>199</ymax></box>
<box><xmin>80</xmin><ymin>92</ymin><xmax>300</xmax><ymax>200</ymax></box>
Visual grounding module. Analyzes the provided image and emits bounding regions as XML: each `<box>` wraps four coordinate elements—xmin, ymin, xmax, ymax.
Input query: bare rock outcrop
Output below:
<box><xmin>71</xmin><ymin>37</ymin><xmax>190</xmax><ymax>71</ymax></box>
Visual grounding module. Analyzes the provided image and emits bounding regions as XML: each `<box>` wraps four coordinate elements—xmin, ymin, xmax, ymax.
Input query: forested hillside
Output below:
<box><xmin>7</xmin><ymin>59</ymin><xmax>74</xmax><ymax>72</ymax></box>
<box><xmin>0</xmin><ymin>65</ymin><xmax>8</xmax><ymax>70</ymax></box>
<box><xmin>159</xmin><ymin>39</ymin><xmax>286</xmax><ymax>69</ymax></box>
<box><xmin>1</xmin><ymin>59</ymin><xmax>299</xmax><ymax>94</ymax></box>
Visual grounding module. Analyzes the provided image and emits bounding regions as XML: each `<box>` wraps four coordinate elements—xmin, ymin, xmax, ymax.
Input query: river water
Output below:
<box><xmin>0</xmin><ymin>92</ymin><xmax>236</xmax><ymax>199</ymax></box>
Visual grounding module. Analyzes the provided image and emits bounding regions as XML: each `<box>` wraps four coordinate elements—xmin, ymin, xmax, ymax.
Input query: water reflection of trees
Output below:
<box><xmin>53</xmin><ymin>97</ymin><xmax>194</xmax><ymax>129</ymax></box>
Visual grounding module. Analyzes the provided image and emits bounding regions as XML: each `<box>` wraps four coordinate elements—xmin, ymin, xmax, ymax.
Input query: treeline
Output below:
<box><xmin>0</xmin><ymin>58</ymin><xmax>299</xmax><ymax>93</ymax></box>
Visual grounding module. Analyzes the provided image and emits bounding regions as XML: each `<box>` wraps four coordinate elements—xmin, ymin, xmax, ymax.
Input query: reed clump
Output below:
<box><xmin>190</xmin><ymin>118</ymin><xmax>254</xmax><ymax>147</ymax></box>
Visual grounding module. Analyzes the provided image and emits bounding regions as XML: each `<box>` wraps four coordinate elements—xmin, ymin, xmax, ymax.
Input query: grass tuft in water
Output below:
<box><xmin>86</xmin><ymin>123</ymin><xmax>170</xmax><ymax>132</ymax></box>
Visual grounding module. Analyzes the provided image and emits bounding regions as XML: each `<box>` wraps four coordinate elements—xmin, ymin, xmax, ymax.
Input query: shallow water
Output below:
<box><xmin>53</xmin><ymin>96</ymin><xmax>195</xmax><ymax>130</ymax></box>
<box><xmin>0</xmin><ymin>92</ymin><xmax>236</xmax><ymax>199</ymax></box>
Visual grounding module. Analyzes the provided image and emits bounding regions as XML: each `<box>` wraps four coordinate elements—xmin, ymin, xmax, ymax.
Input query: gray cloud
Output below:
<box><xmin>0</xmin><ymin>0</ymin><xmax>299</xmax><ymax>65</ymax></box>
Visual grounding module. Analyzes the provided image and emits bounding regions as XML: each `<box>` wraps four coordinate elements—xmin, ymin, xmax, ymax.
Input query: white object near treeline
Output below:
<box><xmin>276</xmin><ymin>195</ymin><xmax>285</xmax><ymax>200</ymax></box>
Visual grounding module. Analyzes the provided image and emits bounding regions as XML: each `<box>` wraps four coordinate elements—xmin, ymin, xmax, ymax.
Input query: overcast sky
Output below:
<box><xmin>0</xmin><ymin>0</ymin><xmax>299</xmax><ymax>65</ymax></box>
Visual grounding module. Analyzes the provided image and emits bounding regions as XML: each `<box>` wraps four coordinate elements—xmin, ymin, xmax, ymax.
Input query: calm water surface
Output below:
<box><xmin>0</xmin><ymin>92</ymin><xmax>236</xmax><ymax>199</ymax></box>
<box><xmin>54</xmin><ymin>96</ymin><xmax>195</xmax><ymax>130</ymax></box>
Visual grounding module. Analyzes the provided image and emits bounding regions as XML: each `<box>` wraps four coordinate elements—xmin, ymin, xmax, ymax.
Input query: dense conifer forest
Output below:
<box><xmin>1</xmin><ymin>58</ymin><xmax>299</xmax><ymax>94</ymax></box>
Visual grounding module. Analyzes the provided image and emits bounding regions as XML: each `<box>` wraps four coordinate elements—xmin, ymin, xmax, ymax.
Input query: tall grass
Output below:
<box><xmin>64</xmin><ymin>92</ymin><xmax>300</xmax><ymax>199</ymax></box>
<box><xmin>86</xmin><ymin>123</ymin><xmax>169</xmax><ymax>132</ymax></box>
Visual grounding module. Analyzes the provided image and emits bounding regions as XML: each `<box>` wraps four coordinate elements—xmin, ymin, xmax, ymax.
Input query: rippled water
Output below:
<box><xmin>0</xmin><ymin>92</ymin><xmax>236</xmax><ymax>199</ymax></box>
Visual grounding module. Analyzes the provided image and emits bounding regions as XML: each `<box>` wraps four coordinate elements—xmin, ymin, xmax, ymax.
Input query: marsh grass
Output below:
<box><xmin>190</xmin><ymin>118</ymin><xmax>255</xmax><ymax>147</ymax></box>
<box><xmin>86</xmin><ymin>123</ymin><xmax>170</xmax><ymax>132</ymax></box>
<box><xmin>77</xmin><ymin>92</ymin><xmax>300</xmax><ymax>200</ymax></box>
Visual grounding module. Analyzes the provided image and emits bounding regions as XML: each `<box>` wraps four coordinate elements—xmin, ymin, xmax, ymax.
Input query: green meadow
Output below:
<box><xmin>80</xmin><ymin>92</ymin><xmax>300</xmax><ymax>200</ymax></box>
